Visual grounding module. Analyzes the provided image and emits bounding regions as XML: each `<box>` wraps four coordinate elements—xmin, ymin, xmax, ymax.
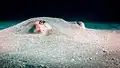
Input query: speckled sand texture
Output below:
<box><xmin>0</xmin><ymin>17</ymin><xmax>120</xmax><ymax>68</ymax></box>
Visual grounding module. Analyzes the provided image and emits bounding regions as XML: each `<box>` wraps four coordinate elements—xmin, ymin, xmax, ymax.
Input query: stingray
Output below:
<box><xmin>0</xmin><ymin>17</ymin><xmax>120</xmax><ymax>68</ymax></box>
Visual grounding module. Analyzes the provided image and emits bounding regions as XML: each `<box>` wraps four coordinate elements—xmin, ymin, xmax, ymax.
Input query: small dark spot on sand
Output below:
<box><xmin>25</xmin><ymin>64</ymin><xmax>36</xmax><ymax>68</ymax></box>
<box><xmin>19</xmin><ymin>59</ymin><xmax>27</xmax><ymax>62</ymax></box>
<box><xmin>37</xmin><ymin>65</ymin><xmax>47</xmax><ymax>68</ymax></box>
<box><xmin>103</xmin><ymin>50</ymin><xmax>106</xmax><ymax>53</ymax></box>
<box><xmin>89</xmin><ymin>57</ymin><xmax>92</xmax><ymax>60</ymax></box>
<box><xmin>105</xmin><ymin>66</ymin><xmax>108</xmax><ymax>68</ymax></box>
<box><xmin>79</xmin><ymin>56</ymin><xmax>82</xmax><ymax>58</ymax></box>
<box><xmin>22</xmin><ymin>60</ymin><xmax>27</xmax><ymax>62</ymax></box>
<box><xmin>113</xmin><ymin>62</ymin><xmax>118</xmax><ymax>66</ymax></box>
<box><xmin>112</xmin><ymin>58</ymin><xmax>115</xmax><ymax>60</ymax></box>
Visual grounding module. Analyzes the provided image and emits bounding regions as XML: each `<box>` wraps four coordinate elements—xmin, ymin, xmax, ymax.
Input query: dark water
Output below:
<box><xmin>0</xmin><ymin>20</ymin><xmax>120</xmax><ymax>30</ymax></box>
<box><xmin>0</xmin><ymin>21</ymin><xmax>20</xmax><ymax>30</ymax></box>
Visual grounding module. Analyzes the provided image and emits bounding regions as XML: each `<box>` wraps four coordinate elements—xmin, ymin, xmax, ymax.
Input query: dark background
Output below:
<box><xmin>0</xmin><ymin>0</ymin><xmax>119</xmax><ymax>22</ymax></box>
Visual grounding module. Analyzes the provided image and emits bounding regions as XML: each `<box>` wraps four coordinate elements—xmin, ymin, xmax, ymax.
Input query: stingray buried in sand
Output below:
<box><xmin>0</xmin><ymin>17</ymin><xmax>120</xmax><ymax>68</ymax></box>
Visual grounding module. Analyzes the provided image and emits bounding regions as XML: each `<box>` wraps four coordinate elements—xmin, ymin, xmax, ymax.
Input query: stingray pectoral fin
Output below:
<box><xmin>44</xmin><ymin>23</ymin><xmax>52</xmax><ymax>30</ymax></box>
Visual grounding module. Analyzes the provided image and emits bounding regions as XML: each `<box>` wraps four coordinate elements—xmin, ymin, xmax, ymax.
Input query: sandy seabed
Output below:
<box><xmin>0</xmin><ymin>17</ymin><xmax>120</xmax><ymax>68</ymax></box>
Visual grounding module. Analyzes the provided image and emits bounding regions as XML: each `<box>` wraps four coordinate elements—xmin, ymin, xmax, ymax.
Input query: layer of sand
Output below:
<box><xmin>0</xmin><ymin>17</ymin><xmax>120</xmax><ymax>68</ymax></box>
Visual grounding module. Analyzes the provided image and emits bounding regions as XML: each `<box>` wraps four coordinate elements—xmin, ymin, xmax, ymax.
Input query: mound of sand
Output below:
<box><xmin>0</xmin><ymin>17</ymin><xmax>120</xmax><ymax>68</ymax></box>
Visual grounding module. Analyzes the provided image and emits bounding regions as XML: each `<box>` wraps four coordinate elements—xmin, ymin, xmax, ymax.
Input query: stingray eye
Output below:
<box><xmin>43</xmin><ymin>21</ymin><xmax>45</xmax><ymax>23</ymax></box>
<box><xmin>76</xmin><ymin>21</ymin><xmax>81</xmax><ymax>26</ymax></box>
<box><xmin>39</xmin><ymin>20</ymin><xmax>42</xmax><ymax>24</ymax></box>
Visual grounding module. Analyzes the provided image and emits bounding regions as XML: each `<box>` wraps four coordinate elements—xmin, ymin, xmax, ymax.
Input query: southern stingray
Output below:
<box><xmin>0</xmin><ymin>17</ymin><xmax>120</xmax><ymax>68</ymax></box>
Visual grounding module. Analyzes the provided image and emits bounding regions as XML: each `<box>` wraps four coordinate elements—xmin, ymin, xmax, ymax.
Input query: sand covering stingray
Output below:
<box><xmin>0</xmin><ymin>17</ymin><xmax>120</xmax><ymax>68</ymax></box>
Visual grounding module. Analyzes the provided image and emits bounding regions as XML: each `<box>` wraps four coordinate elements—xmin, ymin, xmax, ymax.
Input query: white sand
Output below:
<box><xmin>0</xmin><ymin>17</ymin><xmax>120</xmax><ymax>68</ymax></box>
